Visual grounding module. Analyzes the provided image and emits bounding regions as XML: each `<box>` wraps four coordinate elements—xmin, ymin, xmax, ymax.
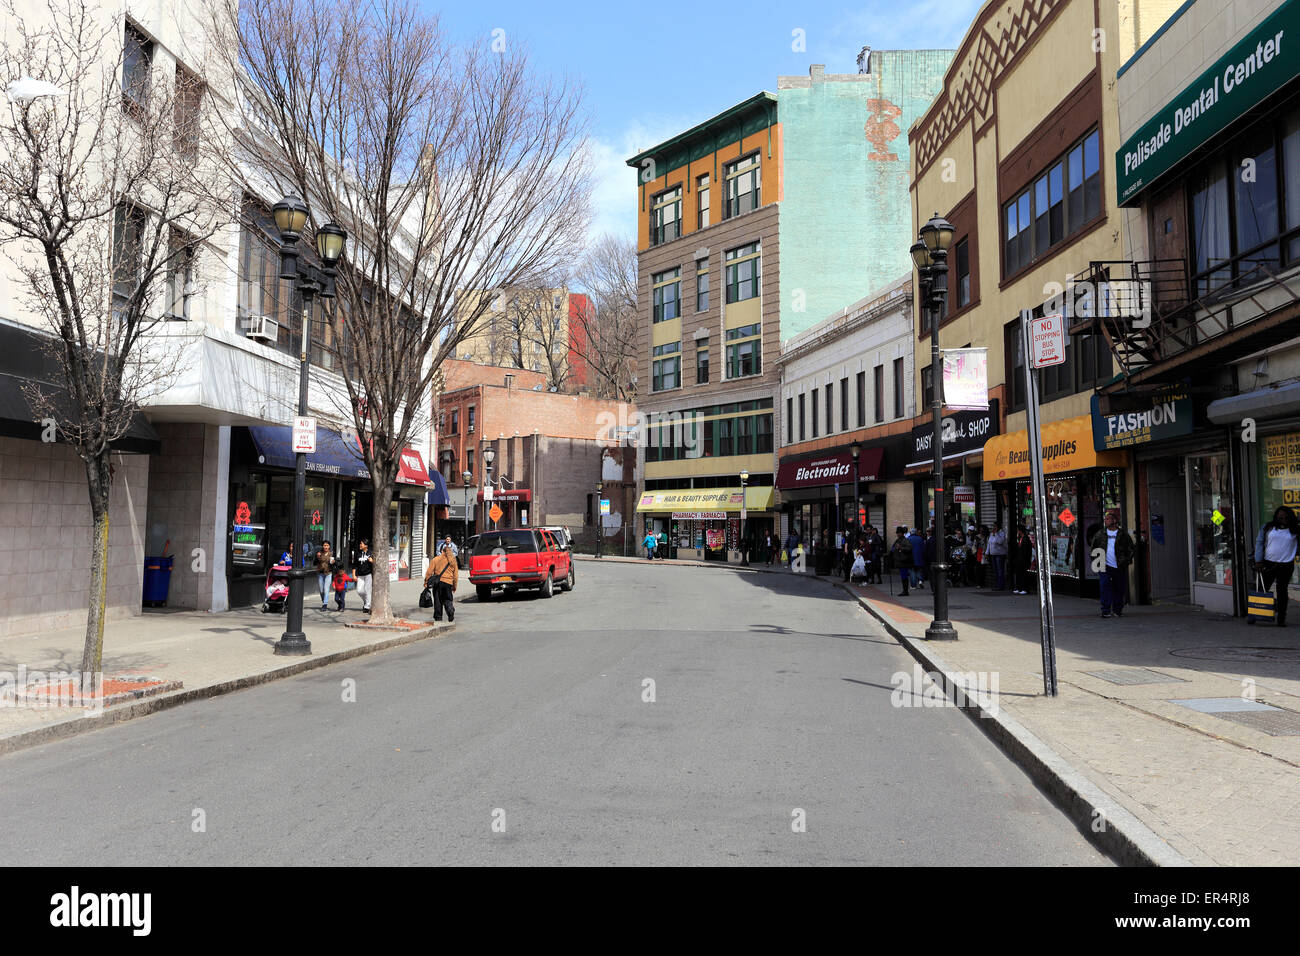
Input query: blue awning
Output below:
<box><xmin>427</xmin><ymin>466</ymin><xmax>450</xmax><ymax>506</ymax></box>
<box><xmin>247</xmin><ymin>425</ymin><xmax>371</xmax><ymax>479</ymax></box>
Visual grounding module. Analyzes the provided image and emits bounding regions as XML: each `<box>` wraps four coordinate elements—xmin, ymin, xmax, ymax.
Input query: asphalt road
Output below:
<box><xmin>0</xmin><ymin>561</ymin><xmax>1107</xmax><ymax>865</ymax></box>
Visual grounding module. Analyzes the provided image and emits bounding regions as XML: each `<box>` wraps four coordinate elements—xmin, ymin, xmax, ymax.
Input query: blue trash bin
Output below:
<box><xmin>142</xmin><ymin>555</ymin><xmax>174</xmax><ymax>607</ymax></box>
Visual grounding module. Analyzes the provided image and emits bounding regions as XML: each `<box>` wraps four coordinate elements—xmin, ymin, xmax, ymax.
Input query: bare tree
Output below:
<box><xmin>572</xmin><ymin>233</ymin><xmax>637</xmax><ymax>401</ymax></box>
<box><xmin>495</xmin><ymin>284</ymin><xmax>574</xmax><ymax>391</ymax></box>
<box><xmin>0</xmin><ymin>0</ymin><xmax>231</xmax><ymax>685</ymax></box>
<box><xmin>219</xmin><ymin>0</ymin><xmax>590</xmax><ymax>621</ymax></box>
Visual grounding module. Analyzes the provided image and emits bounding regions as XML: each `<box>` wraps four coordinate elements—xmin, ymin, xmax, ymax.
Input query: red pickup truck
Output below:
<box><xmin>469</xmin><ymin>528</ymin><xmax>574</xmax><ymax>602</ymax></box>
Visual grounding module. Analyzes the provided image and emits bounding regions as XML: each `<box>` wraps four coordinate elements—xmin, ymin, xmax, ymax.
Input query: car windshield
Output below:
<box><xmin>472</xmin><ymin>530</ymin><xmax>537</xmax><ymax>555</ymax></box>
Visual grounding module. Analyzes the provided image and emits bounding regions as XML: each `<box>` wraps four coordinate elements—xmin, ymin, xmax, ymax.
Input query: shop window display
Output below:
<box><xmin>1189</xmin><ymin>454</ymin><xmax>1233</xmax><ymax>587</ymax></box>
<box><xmin>1256</xmin><ymin>432</ymin><xmax>1300</xmax><ymax>594</ymax></box>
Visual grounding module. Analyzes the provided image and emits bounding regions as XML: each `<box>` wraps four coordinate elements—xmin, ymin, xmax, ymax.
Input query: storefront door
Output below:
<box><xmin>389</xmin><ymin>499</ymin><xmax>412</xmax><ymax>580</ymax></box>
<box><xmin>1188</xmin><ymin>453</ymin><xmax>1235</xmax><ymax>613</ymax></box>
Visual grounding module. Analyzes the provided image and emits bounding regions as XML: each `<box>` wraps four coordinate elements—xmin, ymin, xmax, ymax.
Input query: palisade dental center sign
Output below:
<box><xmin>1116</xmin><ymin>0</ymin><xmax>1300</xmax><ymax>204</ymax></box>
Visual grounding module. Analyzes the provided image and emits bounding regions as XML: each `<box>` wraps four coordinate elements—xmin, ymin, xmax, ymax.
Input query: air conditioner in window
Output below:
<box><xmin>240</xmin><ymin>314</ymin><xmax>279</xmax><ymax>344</ymax></box>
<box><xmin>468</xmin><ymin>424</ymin><xmax>475</xmax><ymax>433</ymax></box>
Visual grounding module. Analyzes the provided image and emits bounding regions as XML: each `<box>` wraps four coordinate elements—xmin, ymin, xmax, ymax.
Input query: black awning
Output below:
<box><xmin>0</xmin><ymin>371</ymin><xmax>161</xmax><ymax>454</ymax></box>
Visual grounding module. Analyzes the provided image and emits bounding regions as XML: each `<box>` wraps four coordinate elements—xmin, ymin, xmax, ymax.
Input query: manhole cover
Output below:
<box><xmin>1086</xmin><ymin>668</ymin><xmax>1187</xmax><ymax>685</ymax></box>
<box><xmin>1212</xmin><ymin>709</ymin><xmax>1300</xmax><ymax>736</ymax></box>
<box><xmin>1171</xmin><ymin>697</ymin><xmax>1277</xmax><ymax>713</ymax></box>
<box><xmin>1169</xmin><ymin>646</ymin><xmax>1300</xmax><ymax>663</ymax></box>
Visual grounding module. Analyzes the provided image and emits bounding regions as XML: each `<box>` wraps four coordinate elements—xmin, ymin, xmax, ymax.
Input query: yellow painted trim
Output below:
<box><xmin>723</xmin><ymin>297</ymin><xmax>760</xmax><ymax>330</ymax></box>
<box><xmin>645</xmin><ymin>452</ymin><xmax>773</xmax><ymax>479</ymax></box>
<box><xmin>635</xmin><ymin>485</ymin><xmax>776</xmax><ymax>512</ymax></box>
<box><xmin>983</xmin><ymin>415</ymin><xmax>1127</xmax><ymax>481</ymax></box>
<box><xmin>651</xmin><ymin>319</ymin><xmax>681</xmax><ymax>348</ymax></box>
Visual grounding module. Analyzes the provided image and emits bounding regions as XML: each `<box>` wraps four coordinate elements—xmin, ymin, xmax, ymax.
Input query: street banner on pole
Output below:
<box><xmin>1020</xmin><ymin>310</ymin><xmax>1059</xmax><ymax>696</ymax></box>
<box><xmin>942</xmin><ymin>348</ymin><xmax>989</xmax><ymax>410</ymax></box>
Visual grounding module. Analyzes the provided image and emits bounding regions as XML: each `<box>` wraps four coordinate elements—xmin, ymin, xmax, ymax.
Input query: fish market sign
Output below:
<box><xmin>1091</xmin><ymin>392</ymin><xmax>1193</xmax><ymax>450</ymax></box>
<box><xmin>1116</xmin><ymin>0</ymin><xmax>1300</xmax><ymax>204</ymax></box>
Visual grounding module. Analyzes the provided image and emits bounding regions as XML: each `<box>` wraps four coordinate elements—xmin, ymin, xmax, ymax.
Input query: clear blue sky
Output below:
<box><xmin>428</xmin><ymin>0</ymin><xmax>986</xmax><ymax>243</ymax></box>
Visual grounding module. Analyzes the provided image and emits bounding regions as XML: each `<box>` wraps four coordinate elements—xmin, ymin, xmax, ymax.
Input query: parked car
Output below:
<box><xmin>469</xmin><ymin>528</ymin><xmax>574</xmax><ymax>601</ymax></box>
<box><xmin>541</xmin><ymin>525</ymin><xmax>572</xmax><ymax>551</ymax></box>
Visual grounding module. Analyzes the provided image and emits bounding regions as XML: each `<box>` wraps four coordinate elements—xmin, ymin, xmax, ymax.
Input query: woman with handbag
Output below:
<box><xmin>1254</xmin><ymin>506</ymin><xmax>1300</xmax><ymax>626</ymax></box>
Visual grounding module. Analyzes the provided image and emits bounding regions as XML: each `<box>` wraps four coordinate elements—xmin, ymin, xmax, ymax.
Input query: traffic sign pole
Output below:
<box><xmin>1022</xmin><ymin>309</ymin><xmax>1059</xmax><ymax>696</ymax></box>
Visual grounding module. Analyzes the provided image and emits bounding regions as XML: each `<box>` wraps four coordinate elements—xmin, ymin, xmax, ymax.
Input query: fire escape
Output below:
<box><xmin>1069</xmin><ymin>258</ymin><xmax>1300</xmax><ymax>389</ymax></box>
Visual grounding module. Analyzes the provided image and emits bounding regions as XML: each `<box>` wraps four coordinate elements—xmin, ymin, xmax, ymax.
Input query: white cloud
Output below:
<box><xmin>819</xmin><ymin>0</ymin><xmax>985</xmax><ymax>65</ymax></box>
<box><xmin>586</xmin><ymin>115</ymin><xmax>696</xmax><ymax>247</ymax></box>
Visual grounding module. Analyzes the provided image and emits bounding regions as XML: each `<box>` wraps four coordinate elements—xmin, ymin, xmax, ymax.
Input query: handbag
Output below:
<box><xmin>1247</xmin><ymin>569</ymin><xmax>1275</xmax><ymax>624</ymax></box>
<box><xmin>419</xmin><ymin>585</ymin><xmax>434</xmax><ymax>608</ymax></box>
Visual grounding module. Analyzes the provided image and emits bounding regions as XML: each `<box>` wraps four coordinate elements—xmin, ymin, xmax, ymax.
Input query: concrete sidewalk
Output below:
<box><xmin>0</xmin><ymin>578</ymin><xmax>455</xmax><ymax>754</ymax></box>
<box><xmin>847</xmin><ymin>580</ymin><xmax>1300</xmax><ymax>866</ymax></box>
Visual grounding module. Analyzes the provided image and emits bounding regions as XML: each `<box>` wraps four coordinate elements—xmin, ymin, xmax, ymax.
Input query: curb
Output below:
<box><xmin>835</xmin><ymin>580</ymin><xmax>1191</xmax><ymax>867</ymax></box>
<box><xmin>0</xmin><ymin>621</ymin><xmax>455</xmax><ymax>759</ymax></box>
<box><xmin>574</xmin><ymin>553</ymin><xmax>816</xmax><ymax>578</ymax></box>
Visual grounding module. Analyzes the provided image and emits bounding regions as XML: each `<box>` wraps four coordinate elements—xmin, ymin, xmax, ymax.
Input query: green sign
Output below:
<box><xmin>1116</xmin><ymin>0</ymin><xmax>1300</xmax><ymax>205</ymax></box>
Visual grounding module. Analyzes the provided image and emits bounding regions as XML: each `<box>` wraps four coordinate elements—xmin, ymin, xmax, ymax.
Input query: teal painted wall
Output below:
<box><xmin>778</xmin><ymin>50</ymin><xmax>953</xmax><ymax>339</ymax></box>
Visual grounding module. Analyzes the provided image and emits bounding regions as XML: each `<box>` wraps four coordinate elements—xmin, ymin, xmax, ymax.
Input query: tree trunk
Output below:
<box><xmin>369</xmin><ymin>479</ymin><xmax>396</xmax><ymax>622</ymax></box>
<box><xmin>79</xmin><ymin>454</ymin><xmax>112</xmax><ymax>692</ymax></box>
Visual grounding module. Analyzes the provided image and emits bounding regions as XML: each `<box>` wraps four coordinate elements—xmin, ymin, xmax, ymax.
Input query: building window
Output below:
<box><xmin>450</xmin><ymin>409</ymin><xmax>459</xmax><ymax>434</ymax></box>
<box><xmin>724</xmin><ymin>243</ymin><xmax>760</xmax><ymax>303</ymax></box>
<box><xmin>824</xmin><ymin>384</ymin><xmax>834</xmax><ymax>435</ymax></box>
<box><xmin>840</xmin><ymin>377</ymin><xmax>849</xmax><ymax>431</ymax></box>
<box><xmin>755</xmin><ymin>414</ymin><xmax>773</xmax><ymax>453</ymax></box>
<box><xmin>467</xmin><ymin>406</ymin><xmax>475</xmax><ymax>431</ymax></box>
<box><xmin>466</xmin><ymin>449</ymin><xmax>474</xmax><ymax>480</ymax></box>
<box><xmin>718</xmin><ymin>418</ymin><xmax>733</xmax><ymax>457</ymax></box>
<box><xmin>696</xmin><ymin>258</ymin><xmax>709</xmax><ymax>311</ymax></box>
<box><xmin>922</xmin><ymin>365</ymin><xmax>934</xmax><ymax>408</ymax></box>
<box><xmin>725</xmin><ymin>323</ymin><xmax>761</xmax><ymax>378</ymax></box>
<box><xmin>798</xmin><ymin>394</ymin><xmax>806</xmax><ymax>441</ymax></box>
<box><xmin>123</xmin><ymin>22</ymin><xmax>152</xmax><ymax>112</ymax></box>
<box><xmin>237</xmin><ymin>212</ymin><xmax>304</xmax><ymax>358</ymax></box>
<box><xmin>697</xmin><ymin>174</ymin><xmax>711</xmax><ymax>230</ymax></box>
<box><xmin>164</xmin><ymin>229</ymin><xmax>195</xmax><ymax>320</ymax></box>
<box><xmin>1003</xmin><ymin>128</ymin><xmax>1102</xmax><ymax>278</ymax></box>
<box><xmin>892</xmin><ymin>357</ymin><xmax>904</xmax><ymax>418</ymax></box>
<box><xmin>954</xmin><ymin>239</ymin><xmax>970</xmax><ymax>308</ymax></box>
<box><xmin>724</xmin><ymin>153</ymin><xmax>760</xmax><ymax>219</ymax></box>
<box><xmin>112</xmin><ymin>203</ymin><xmax>147</xmax><ymax>318</ymax></box>
<box><xmin>174</xmin><ymin>64</ymin><xmax>202</xmax><ymax>156</ymax></box>
<box><xmin>651</xmin><ymin>185</ymin><xmax>681</xmax><ymax>246</ymax></box>
<box><xmin>1005</xmin><ymin>321</ymin><xmax>1026</xmax><ymax>411</ymax></box>
<box><xmin>652</xmin><ymin>342</ymin><xmax>680</xmax><ymax>391</ymax></box>
<box><xmin>811</xmin><ymin>387</ymin><xmax>819</xmax><ymax>438</ymax></box>
<box><xmin>786</xmin><ymin>396</ymin><xmax>793</xmax><ymax>444</ymax></box>
<box><xmin>734</xmin><ymin>416</ymin><xmax>752</xmax><ymax>455</ymax></box>
<box><xmin>856</xmin><ymin>371</ymin><xmax>865</xmax><ymax>427</ymax></box>
<box><xmin>652</xmin><ymin>267</ymin><xmax>681</xmax><ymax>323</ymax></box>
<box><xmin>696</xmin><ymin>347</ymin><xmax>709</xmax><ymax>384</ymax></box>
<box><xmin>874</xmin><ymin>365</ymin><xmax>884</xmax><ymax>424</ymax></box>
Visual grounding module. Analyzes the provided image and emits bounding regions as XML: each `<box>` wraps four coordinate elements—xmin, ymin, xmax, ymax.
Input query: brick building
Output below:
<box><xmin>432</xmin><ymin>367</ymin><xmax>639</xmax><ymax>553</ymax></box>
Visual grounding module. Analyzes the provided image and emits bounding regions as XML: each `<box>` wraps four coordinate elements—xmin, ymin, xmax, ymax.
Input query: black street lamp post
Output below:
<box><xmin>739</xmin><ymin>469</ymin><xmax>749</xmax><ymax>566</ymax></box>
<box><xmin>482</xmin><ymin>445</ymin><xmax>495</xmax><ymax>529</ymax></box>
<box><xmin>911</xmin><ymin>212</ymin><xmax>957</xmax><ymax>642</ymax></box>
<box><xmin>595</xmin><ymin>479</ymin><xmax>603</xmax><ymax>559</ymax></box>
<box><xmin>462</xmin><ymin>469</ymin><xmax>472</xmax><ymax>553</ymax></box>
<box><xmin>272</xmin><ymin>194</ymin><xmax>346</xmax><ymax>656</ymax></box>
<box><xmin>850</xmin><ymin>442</ymin><xmax>861</xmax><ymax>546</ymax></box>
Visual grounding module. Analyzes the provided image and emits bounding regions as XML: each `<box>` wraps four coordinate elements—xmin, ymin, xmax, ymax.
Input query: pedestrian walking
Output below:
<box><xmin>907</xmin><ymin>527</ymin><xmax>925</xmax><ymax>589</ymax></box>
<box><xmin>765</xmin><ymin>532</ymin><xmax>775</xmax><ymax>565</ymax></box>
<box><xmin>352</xmin><ymin>539</ymin><xmax>373</xmax><ymax>612</ymax></box>
<box><xmin>441</xmin><ymin>534</ymin><xmax>459</xmax><ymax>562</ymax></box>
<box><xmin>424</xmin><ymin>542</ymin><xmax>459</xmax><ymax>622</ymax></box>
<box><xmin>278</xmin><ymin>541</ymin><xmax>295</xmax><ymax>566</ymax></box>
<box><xmin>891</xmin><ymin>527</ymin><xmax>914</xmax><ymax>595</ymax></box>
<box><xmin>987</xmin><ymin>522</ymin><xmax>1008</xmax><ymax>590</ymax></box>
<box><xmin>332</xmin><ymin>568</ymin><xmax>350</xmax><ymax>611</ymax></box>
<box><xmin>1253</xmin><ymin>505</ymin><xmax>1300</xmax><ymax>626</ymax></box>
<box><xmin>1090</xmin><ymin>511</ymin><xmax>1135</xmax><ymax>618</ymax></box>
<box><xmin>1012</xmin><ymin>526</ymin><xmax>1035</xmax><ymax>594</ymax></box>
<box><xmin>642</xmin><ymin>529</ymin><xmax>657</xmax><ymax>560</ymax></box>
<box><xmin>314</xmin><ymin>540</ymin><xmax>338</xmax><ymax>610</ymax></box>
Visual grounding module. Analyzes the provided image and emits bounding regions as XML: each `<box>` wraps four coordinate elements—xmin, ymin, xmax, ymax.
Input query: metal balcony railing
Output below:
<box><xmin>1069</xmin><ymin>258</ymin><xmax>1300</xmax><ymax>381</ymax></box>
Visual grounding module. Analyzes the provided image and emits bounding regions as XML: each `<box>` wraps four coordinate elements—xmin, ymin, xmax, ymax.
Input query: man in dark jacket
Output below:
<box><xmin>1089</xmin><ymin>511</ymin><xmax>1134</xmax><ymax>617</ymax></box>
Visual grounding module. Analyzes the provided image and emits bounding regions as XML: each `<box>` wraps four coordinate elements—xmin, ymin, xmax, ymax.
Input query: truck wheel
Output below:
<box><xmin>560</xmin><ymin>565</ymin><xmax>574</xmax><ymax>592</ymax></box>
<box><xmin>540</xmin><ymin>572</ymin><xmax>554</xmax><ymax>599</ymax></box>
<box><xmin>476</xmin><ymin>584</ymin><xmax>492</xmax><ymax>602</ymax></box>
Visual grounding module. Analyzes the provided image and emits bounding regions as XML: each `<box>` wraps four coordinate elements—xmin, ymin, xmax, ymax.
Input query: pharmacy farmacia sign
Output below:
<box><xmin>1116</xmin><ymin>0</ymin><xmax>1300</xmax><ymax>205</ymax></box>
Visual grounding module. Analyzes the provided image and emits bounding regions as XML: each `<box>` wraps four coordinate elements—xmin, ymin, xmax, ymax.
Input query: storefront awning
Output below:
<box><xmin>777</xmin><ymin>447</ymin><xmax>884</xmax><ymax>489</ymax></box>
<box><xmin>983</xmin><ymin>414</ymin><xmax>1127</xmax><ymax>481</ymax></box>
<box><xmin>248</xmin><ymin>425</ymin><xmax>371</xmax><ymax>479</ymax></box>
<box><xmin>426</xmin><ymin>466</ymin><xmax>450</xmax><ymax>506</ymax></box>
<box><xmin>396</xmin><ymin>447</ymin><xmax>432</xmax><ymax>487</ymax></box>
<box><xmin>635</xmin><ymin>486</ymin><xmax>775</xmax><ymax>513</ymax></box>
<box><xmin>1207</xmin><ymin>381</ymin><xmax>1300</xmax><ymax>424</ymax></box>
<box><xmin>478</xmin><ymin>488</ymin><xmax>531</xmax><ymax>502</ymax></box>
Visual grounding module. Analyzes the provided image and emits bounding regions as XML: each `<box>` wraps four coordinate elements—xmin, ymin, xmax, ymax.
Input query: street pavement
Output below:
<box><xmin>0</xmin><ymin>560</ymin><xmax>1106</xmax><ymax>866</ymax></box>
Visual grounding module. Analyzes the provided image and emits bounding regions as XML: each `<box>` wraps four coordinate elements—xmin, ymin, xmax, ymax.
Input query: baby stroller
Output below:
<box><xmin>262</xmin><ymin>563</ymin><xmax>291</xmax><ymax>613</ymax></box>
<box><xmin>948</xmin><ymin>545</ymin><xmax>970</xmax><ymax>587</ymax></box>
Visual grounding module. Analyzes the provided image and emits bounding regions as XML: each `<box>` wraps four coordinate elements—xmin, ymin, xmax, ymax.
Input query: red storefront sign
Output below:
<box><xmin>776</xmin><ymin>447</ymin><xmax>884</xmax><ymax>489</ymax></box>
